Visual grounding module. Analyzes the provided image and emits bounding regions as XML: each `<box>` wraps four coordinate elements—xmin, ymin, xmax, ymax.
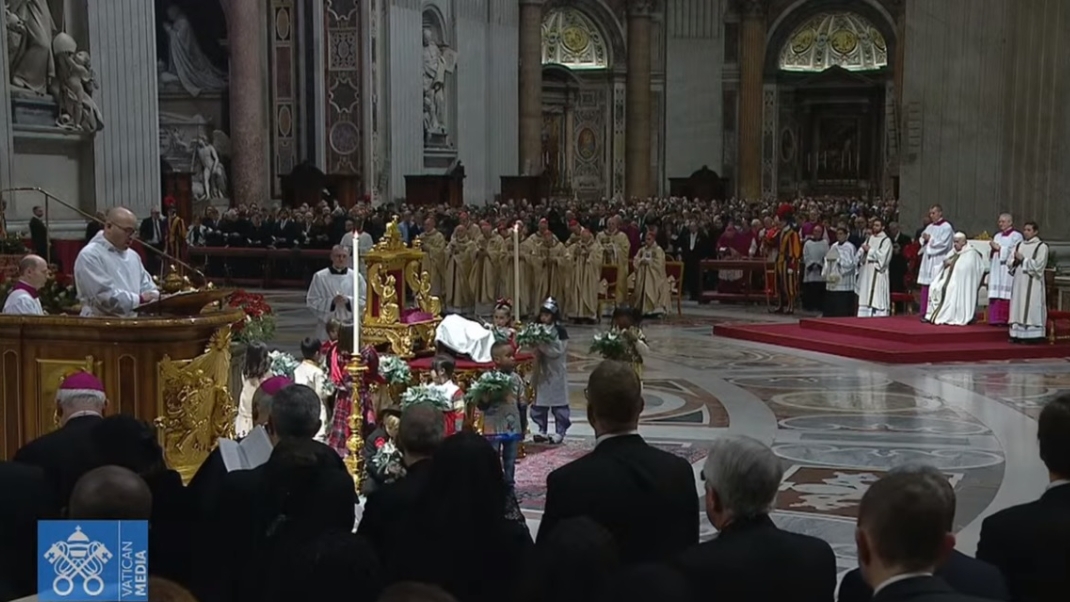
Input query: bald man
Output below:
<box><xmin>2</xmin><ymin>254</ymin><xmax>48</xmax><ymax>315</ymax></box>
<box><xmin>307</xmin><ymin>244</ymin><xmax>366</xmax><ymax>340</ymax></box>
<box><xmin>73</xmin><ymin>207</ymin><xmax>160</xmax><ymax>317</ymax></box>
<box><xmin>69</xmin><ymin>465</ymin><xmax>153</xmax><ymax>519</ymax></box>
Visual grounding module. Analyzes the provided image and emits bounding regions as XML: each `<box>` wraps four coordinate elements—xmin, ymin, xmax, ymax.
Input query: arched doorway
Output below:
<box><xmin>763</xmin><ymin>7</ymin><xmax>896</xmax><ymax>199</ymax></box>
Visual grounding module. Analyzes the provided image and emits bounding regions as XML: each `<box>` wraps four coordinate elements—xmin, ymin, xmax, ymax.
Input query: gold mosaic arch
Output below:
<box><xmin>542</xmin><ymin>7</ymin><xmax>609</xmax><ymax>70</ymax></box>
<box><xmin>778</xmin><ymin>11</ymin><xmax>888</xmax><ymax>73</ymax></box>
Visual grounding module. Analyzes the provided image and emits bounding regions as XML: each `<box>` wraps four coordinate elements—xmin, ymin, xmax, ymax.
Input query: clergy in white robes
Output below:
<box><xmin>307</xmin><ymin>245</ymin><xmax>366</xmax><ymax>341</ymax></box>
<box><xmin>855</xmin><ymin>220</ymin><xmax>893</xmax><ymax>318</ymax></box>
<box><xmin>801</xmin><ymin>226</ymin><xmax>830</xmax><ymax>312</ymax></box>
<box><xmin>340</xmin><ymin>220</ymin><xmax>374</xmax><ymax>276</ymax></box>
<box><xmin>1009</xmin><ymin>222</ymin><xmax>1049</xmax><ymax>343</ymax></box>
<box><xmin>822</xmin><ymin>227</ymin><xmax>857</xmax><ymax>317</ymax></box>
<box><xmin>918</xmin><ymin>205</ymin><xmax>954</xmax><ymax>313</ymax></box>
<box><xmin>1</xmin><ymin>254</ymin><xmax>48</xmax><ymax>315</ymax></box>
<box><xmin>925</xmin><ymin>232</ymin><xmax>985</xmax><ymax>325</ymax></box>
<box><xmin>74</xmin><ymin>208</ymin><xmax>160</xmax><ymax>317</ymax></box>
<box><xmin>987</xmin><ymin>214</ymin><xmax>1023</xmax><ymax>325</ymax></box>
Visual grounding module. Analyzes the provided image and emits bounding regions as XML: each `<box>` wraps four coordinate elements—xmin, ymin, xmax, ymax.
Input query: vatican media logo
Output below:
<box><xmin>38</xmin><ymin>521</ymin><xmax>149</xmax><ymax>602</ymax></box>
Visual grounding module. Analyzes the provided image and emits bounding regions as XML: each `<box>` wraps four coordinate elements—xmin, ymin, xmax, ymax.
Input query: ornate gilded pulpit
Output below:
<box><xmin>362</xmin><ymin>218</ymin><xmax>442</xmax><ymax>357</ymax></box>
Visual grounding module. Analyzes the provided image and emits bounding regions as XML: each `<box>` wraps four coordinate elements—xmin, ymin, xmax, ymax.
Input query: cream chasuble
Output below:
<box><xmin>468</xmin><ymin>233</ymin><xmax>503</xmax><ymax>313</ymax></box>
<box><xmin>497</xmin><ymin>233</ymin><xmax>534</xmax><ymax>315</ymax></box>
<box><xmin>531</xmin><ymin>238</ymin><xmax>570</xmax><ymax>317</ymax></box>
<box><xmin>445</xmin><ymin>236</ymin><xmax>476</xmax><ymax>313</ymax></box>
<box><xmin>568</xmin><ymin>237</ymin><xmax>601</xmax><ymax>320</ymax></box>
<box><xmin>419</xmin><ymin>229</ymin><xmax>448</xmax><ymax>296</ymax></box>
<box><xmin>632</xmin><ymin>244</ymin><xmax>671</xmax><ymax>315</ymax></box>
<box><xmin>1009</xmin><ymin>237</ymin><xmax>1048</xmax><ymax>340</ymax></box>
<box><xmin>925</xmin><ymin>246</ymin><xmax>984</xmax><ymax>326</ymax></box>
<box><xmin>598</xmin><ymin>230</ymin><xmax>631</xmax><ymax>303</ymax></box>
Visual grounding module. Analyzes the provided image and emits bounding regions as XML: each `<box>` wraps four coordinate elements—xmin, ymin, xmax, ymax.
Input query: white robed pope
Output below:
<box><xmin>74</xmin><ymin>208</ymin><xmax>160</xmax><ymax>317</ymax></box>
<box><xmin>924</xmin><ymin>233</ymin><xmax>985</xmax><ymax>326</ymax></box>
<box><xmin>306</xmin><ymin>245</ymin><xmax>366</xmax><ymax>341</ymax></box>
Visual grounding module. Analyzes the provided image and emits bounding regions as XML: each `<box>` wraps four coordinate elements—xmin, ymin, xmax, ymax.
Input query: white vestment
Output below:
<box><xmin>2</xmin><ymin>287</ymin><xmax>44</xmax><ymax>315</ymax></box>
<box><xmin>803</xmin><ymin>239</ymin><xmax>830</xmax><ymax>283</ymax></box>
<box><xmin>925</xmin><ymin>247</ymin><xmax>985</xmax><ymax>325</ymax></box>
<box><xmin>307</xmin><ymin>267</ymin><xmax>366</xmax><ymax>341</ymax></box>
<box><xmin>294</xmin><ymin>361</ymin><xmax>330</xmax><ymax>441</ymax></box>
<box><xmin>340</xmin><ymin>231</ymin><xmax>374</xmax><ymax>275</ymax></box>
<box><xmin>856</xmin><ymin>232</ymin><xmax>892</xmax><ymax>317</ymax></box>
<box><xmin>988</xmin><ymin>229</ymin><xmax>1024</xmax><ymax>301</ymax></box>
<box><xmin>74</xmin><ymin>232</ymin><xmax>159</xmax><ymax>317</ymax></box>
<box><xmin>823</xmin><ymin>242</ymin><xmax>858</xmax><ymax>292</ymax></box>
<box><xmin>1009</xmin><ymin>237</ymin><xmax>1048</xmax><ymax>340</ymax></box>
<box><xmin>435</xmin><ymin>314</ymin><xmax>496</xmax><ymax>363</ymax></box>
<box><xmin>918</xmin><ymin>221</ymin><xmax>955</xmax><ymax>286</ymax></box>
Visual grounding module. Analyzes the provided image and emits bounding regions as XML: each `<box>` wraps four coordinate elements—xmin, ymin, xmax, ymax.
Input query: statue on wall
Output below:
<box><xmin>158</xmin><ymin>3</ymin><xmax>228</xmax><ymax>97</ymax></box>
<box><xmin>6</xmin><ymin>0</ymin><xmax>57</xmax><ymax>96</ymax></box>
<box><xmin>53</xmin><ymin>32</ymin><xmax>103</xmax><ymax>132</ymax></box>
<box><xmin>191</xmin><ymin>131</ymin><xmax>230</xmax><ymax>201</ymax></box>
<box><xmin>421</xmin><ymin>24</ymin><xmax>456</xmax><ymax>146</ymax></box>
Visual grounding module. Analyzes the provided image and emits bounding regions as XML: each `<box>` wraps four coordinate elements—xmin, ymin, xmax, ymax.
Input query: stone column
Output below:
<box><xmin>0</xmin><ymin>11</ymin><xmax>13</xmax><ymax>202</ymax></box>
<box><xmin>228</xmin><ymin>0</ymin><xmax>269</xmax><ymax>207</ymax></box>
<box><xmin>518</xmin><ymin>0</ymin><xmax>544</xmax><ymax>176</ymax></box>
<box><xmin>737</xmin><ymin>0</ymin><xmax>766</xmax><ymax>199</ymax></box>
<box><xmin>625</xmin><ymin>0</ymin><xmax>653</xmax><ymax>200</ymax></box>
<box><xmin>892</xmin><ymin>0</ymin><xmax>906</xmax><ymax>109</ymax></box>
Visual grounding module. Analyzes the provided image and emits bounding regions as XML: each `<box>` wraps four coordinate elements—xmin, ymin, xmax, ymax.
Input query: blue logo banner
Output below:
<box><xmin>38</xmin><ymin>520</ymin><xmax>149</xmax><ymax>602</ymax></box>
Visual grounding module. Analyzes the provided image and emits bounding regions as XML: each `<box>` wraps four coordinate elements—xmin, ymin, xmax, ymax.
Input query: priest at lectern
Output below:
<box><xmin>307</xmin><ymin>245</ymin><xmax>367</xmax><ymax>340</ymax></box>
<box><xmin>74</xmin><ymin>207</ymin><xmax>160</xmax><ymax>317</ymax></box>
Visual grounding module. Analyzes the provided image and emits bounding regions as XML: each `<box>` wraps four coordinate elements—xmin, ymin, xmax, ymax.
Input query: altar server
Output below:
<box><xmin>917</xmin><ymin>205</ymin><xmax>955</xmax><ymax>312</ymax></box>
<box><xmin>306</xmin><ymin>245</ymin><xmax>366</xmax><ymax>341</ymax></box>
<box><xmin>2</xmin><ymin>254</ymin><xmax>47</xmax><ymax>315</ymax></box>
<box><xmin>855</xmin><ymin>218</ymin><xmax>892</xmax><ymax>318</ymax></box>
<box><xmin>1009</xmin><ymin>222</ymin><xmax>1049</xmax><ymax>344</ymax></box>
<box><xmin>74</xmin><ymin>207</ymin><xmax>159</xmax><ymax>317</ymax></box>
<box><xmin>925</xmin><ymin>232</ymin><xmax>985</xmax><ymax>326</ymax></box>
<box><xmin>822</xmin><ymin>226</ymin><xmax>857</xmax><ymax>317</ymax></box>
<box><xmin>988</xmin><ymin>214</ymin><xmax>1023</xmax><ymax>325</ymax></box>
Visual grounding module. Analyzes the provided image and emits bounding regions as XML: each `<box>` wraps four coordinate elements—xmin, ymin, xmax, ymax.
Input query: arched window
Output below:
<box><xmin>778</xmin><ymin>12</ymin><xmax>888</xmax><ymax>73</ymax></box>
<box><xmin>541</xmin><ymin>7</ymin><xmax>609</xmax><ymax>70</ymax></box>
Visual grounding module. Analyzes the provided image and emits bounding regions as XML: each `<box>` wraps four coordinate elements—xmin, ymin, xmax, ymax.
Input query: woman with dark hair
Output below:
<box><xmin>237</xmin><ymin>341</ymin><xmax>271</xmax><ymax>437</ymax></box>
<box><xmin>387</xmin><ymin>432</ymin><xmax>533</xmax><ymax>602</ymax></box>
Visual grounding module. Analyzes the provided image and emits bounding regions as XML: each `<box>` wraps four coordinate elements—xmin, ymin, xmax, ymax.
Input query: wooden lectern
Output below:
<box><xmin>0</xmin><ymin>292</ymin><xmax>242</xmax><ymax>482</ymax></box>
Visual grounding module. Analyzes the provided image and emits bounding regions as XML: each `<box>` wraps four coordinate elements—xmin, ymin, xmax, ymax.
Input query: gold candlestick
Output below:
<box><xmin>344</xmin><ymin>356</ymin><xmax>369</xmax><ymax>492</ymax></box>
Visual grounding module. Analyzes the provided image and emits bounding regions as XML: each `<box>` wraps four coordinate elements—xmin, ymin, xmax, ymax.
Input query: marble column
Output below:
<box><xmin>625</xmin><ymin>0</ymin><xmax>653</xmax><ymax>200</ymax></box>
<box><xmin>737</xmin><ymin>0</ymin><xmax>765</xmax><ymax>200</ymax></box>
<box><xmin>86</xmin><ymin>0</ymin><xmax>161</xmax><ymax>216</ymax></box>
<box><xmin>518</xmin><ymin>0</ymin><xmax>544</xmax><ymax>176</ymax></box>
<box><xmin>0</xmin><ymin>10</ymin><xmax>13</xmax><ymax>203</ymax></box>
<box><xmin>228</xmin><ymin>0</ymin><xmax>269</xmax><ymax>207</ymax></box>
<box><xmin>891</xmin><ymin>0</ymin><xmax>905</xmax><ymax>109</ymax></box>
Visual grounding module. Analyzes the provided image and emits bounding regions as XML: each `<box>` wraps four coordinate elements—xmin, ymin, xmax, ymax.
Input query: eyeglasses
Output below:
<box><xmin>106</xmin><ymin>222</ymin><xmax>136</xmax><ymax>236</ymax></box>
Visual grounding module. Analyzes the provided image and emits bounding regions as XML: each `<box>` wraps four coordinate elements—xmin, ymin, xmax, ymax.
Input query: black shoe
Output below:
<box><xmin>533</xmin><ymin>433</ymin><xmax>548</xmax><ymax>443</ymax></box>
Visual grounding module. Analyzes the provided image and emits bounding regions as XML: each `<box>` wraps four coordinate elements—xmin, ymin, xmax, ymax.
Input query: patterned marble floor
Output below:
<box><xmin>265</xmin><ymin>289</ymin><xmax>1060</xmax><ymax>574</ymax></box>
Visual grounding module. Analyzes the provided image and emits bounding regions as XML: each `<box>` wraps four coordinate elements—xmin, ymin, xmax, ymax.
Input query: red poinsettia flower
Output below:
<box><xmin>374</xmin><ymin>437</ymin><xmax>386</xmax><ymax>449</ymax></box>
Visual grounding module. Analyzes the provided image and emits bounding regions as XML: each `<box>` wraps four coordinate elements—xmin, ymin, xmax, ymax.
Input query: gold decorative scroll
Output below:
<box><xmin>155</xmin><ymin>327</ymin><xmax>236</xmax><ymax>483</ymax></box>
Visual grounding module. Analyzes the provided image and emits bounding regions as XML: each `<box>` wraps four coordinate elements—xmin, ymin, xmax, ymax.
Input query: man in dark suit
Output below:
<box><xmin>674</xmin><ymin>435</ymin><xmax>836</xmax><ymax>602</ymax></box>
<box><xmin>13</xmin><ymin>371</ymin><xmax>106</xmax><ymax>507</ymax></box>
<box><xmin>139</xmin><ymin>207</ymin><xmax>167</xmax><ymax>276</ymax></box>
<box><xmin>537</xmin><ymin>360</ymin><xmax>698</xmax><ymax>564</ymax></box>
<box><xmin>839</xmin><ymin>465</ymin><xmax>1008</xmax><ymax>602</ymax></box>
<box><xmin>28</xmin><ymin>205</ymin><xmax>52</xmax><ymax>266</ymax></box>
<box><xmin>358</xmin><ymin>402</ymin><xmax>444</xmax><ymax>561</ymax></box>
<box><xmin>0</xmin><ymin>462</ymin><xmax>57</xmax><ymax>601</ymax></box>
<box><xmin>976</xmin><ymin>394</ymin><xmax>1070</xmax><ymax>602</ymax></box>
<box><xmin>855</xmin><ymin>471</ymin><xmax>992</xmax><ymax>602</ymax></box>
<box><xmin>680</xmin><ymin>220</ymin><xmax>710</xmax><ymax>300</ymax></box>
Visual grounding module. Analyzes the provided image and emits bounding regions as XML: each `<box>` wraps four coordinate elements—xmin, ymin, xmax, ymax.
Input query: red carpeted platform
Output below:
<box><xmin>712</xmin><ymin>315</ymin><xmax>1070</xmax><ymax>364</ymax></box>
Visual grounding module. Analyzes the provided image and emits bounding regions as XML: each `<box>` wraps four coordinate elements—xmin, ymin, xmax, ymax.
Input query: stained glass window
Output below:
<box><xmin>778</xmin><ymin>12</ymin><xmax>888</xmax><ymax>72</ymax></box>
<box><xmin>542</xmin><ymin>8</ymin><xmax>609</xmax><ymax>70</ymax></box>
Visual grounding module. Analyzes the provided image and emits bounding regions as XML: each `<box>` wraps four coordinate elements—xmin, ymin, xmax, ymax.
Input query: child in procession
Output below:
<box><xmin>478</xmin><ymin>340</ymin><xmax>525</xmax><ymax>489</ymax></box>
<box><xmin>531</xmin><ymin>298</ymin><xmax>570</xmax><ymax>444</ymax></box>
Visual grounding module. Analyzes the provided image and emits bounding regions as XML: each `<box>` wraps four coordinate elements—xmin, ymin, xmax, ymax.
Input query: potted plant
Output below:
<box><xmin>0</xmin><ymin>233</ymin><xmax>28</xmax><ymax>281</ymax></box>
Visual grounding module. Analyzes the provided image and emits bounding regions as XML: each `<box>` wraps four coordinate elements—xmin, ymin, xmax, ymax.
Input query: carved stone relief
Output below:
<box><xmin>421</xmin><ymin>9</ymin><xmax>456</xmax><ymax>150</ymax></box>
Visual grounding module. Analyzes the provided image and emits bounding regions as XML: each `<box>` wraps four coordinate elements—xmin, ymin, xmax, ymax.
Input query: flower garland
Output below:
<box><xmin>589</xmin><ymin>329</ymin><xmax>628</xmax><ymax>361</ymax></box>
<box><xmin>463</xmin><ymin>370</ymin><xmax>515</xmax><ymax>405</ymax></box>
<box><xmin>228</xmin><ymin>290</ymin><xmax>276</xmax><ymax>344</ymax></box>
<box><xmin>400</xmin><ymin>384</ymin><xmax>451</xmax><ymax>412</ymax></box>
<box><xmin>378</xmin><ymin>354</ymin><xmax>412</xmax><ymax>385</ymax></box>
<box><xmin>516</xmin><ymin>322</ymin><xmax>557</xmax><ymax>348</ymax></box>
<box><xmin>267</xmin><ymin>349</ymin><xmax>337</xmax><ymax>396</ymax></box>
<box><xmin>369</xmin><ymin>438</ymin><xmax>405</xmax><ymax>484</ymax></box>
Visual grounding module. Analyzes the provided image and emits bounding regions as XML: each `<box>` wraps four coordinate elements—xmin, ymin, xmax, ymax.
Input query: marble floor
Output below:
<box><xmin>265</xmin><ymin>290</ymin><xmax>1060</xmax><ymax>573</ymax></box>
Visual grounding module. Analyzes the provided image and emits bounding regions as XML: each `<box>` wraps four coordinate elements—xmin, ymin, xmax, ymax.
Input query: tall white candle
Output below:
<box><xmin>352</xmin><ymin>234</ymin><xmax>360</xmax><ymax>351</ymax></box>
<box><xmin>513</xmin><ymin>222</ymin><xmax>521</xmax><ymax>325</ymax></box>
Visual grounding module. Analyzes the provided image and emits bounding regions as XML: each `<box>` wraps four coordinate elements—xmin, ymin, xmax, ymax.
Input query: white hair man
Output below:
<box><xmin>676</xmin><ymin>436</ymin><xmax>836</xmax><ymax>601</ymax></box>
<box><xmin>987</xmin><ymin>213</ymin><xmax>1022</xmax><ymax>325</ymax></box>
<box><xmin>306</xmin><ymin>244</ymin><xmax>366</xmax><ymax>341</ymax></box>
<box><xmin>923</xmin><ymin>232</ymin><xmax>985</xmax><ymax>326</ymax></box>
<box><xmin>2</xmin><ymin>254</ymin><xmax>48</xmax><ymax>315</ymax></box>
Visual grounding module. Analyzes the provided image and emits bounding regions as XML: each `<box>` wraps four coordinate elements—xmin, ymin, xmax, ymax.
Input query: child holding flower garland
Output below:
<box><xmin>474</xmin><ymin>340</ymin><xmax>525</xmax><ymax>488</ymax></box>
<box><xmin>530</xmin><ymin>298</ymin><xmax>570</xmax><ymax>444</ymax></box>
<box><xmin>429</xmin><ymin>355</ymin><xmax>465</xmax><ymax>435</ymax></box>
<box><xmin>611</xmin><ymin>306</ymin><xmax>650</xmax><ymax>383</ymax></box>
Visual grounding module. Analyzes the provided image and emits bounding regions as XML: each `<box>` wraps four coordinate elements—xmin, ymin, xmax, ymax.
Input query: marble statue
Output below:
<box><xmin>422</xmin><ymin>26</ymin><xmax>456</xmax><ymax>144</ymax></box>
<box><xmin>158</xmin><ymin>3</ymin><xmax>228</xmax><ymax>97</ymax></box>
<box><xmin>53</xmin><ymin>32</ymin><xmax>103</xmax><ymax>132</ymax></box>
<box><xmin>6</xmin><ymin>0</ymin><xmax>57</xmax><ymax>96</ymax></box>
<box><xmin>191</xmin><ymin>132</ymin><xmax>230</xmax><ymax>201</ymax></box>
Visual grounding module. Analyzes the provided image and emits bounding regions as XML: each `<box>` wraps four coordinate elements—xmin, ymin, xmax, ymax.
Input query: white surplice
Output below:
<box><xmin>925</xmin><ymin>247</ymin><xmax>985</xmax><ymax>325</ymax></box>
<box><xmin>294</xmin><ymin>360</ymin><xmax>330</xmax><ymax>441</ymax></box>
<box><xmin>1009</xmin><ymin>237</ymin><xmax>1049</xmax><ymax>340</ymax></box>
<box><xmin>823</xmin><ymin>241</ymin><xmax>858</xmax><ymax>292</ymax></box>
<box><xmin>918</xmin><ymin>221</ymin><xmax>955</xmax><ymax>286</ymax></box>
<box><xmin>74</xmin><ymin>232</ymin><xmax>159</xmax><ymax>317</ymax></box>
<box><xmin>306</xmin><ymin>266</ymin><xmax>366</xmax><ymax>341</ymax></box>
<box><xmin>2</xmin><ymin>287</ymin><xmax>44</xmax><ymax>315</ymax></box>
<box><xmin>855</xmin><ymin>232</ymin><xmax>892</xmax><ymax>317</ymax></box>
<box><xmin>988</xmin><ymin>229</ymin><xmax>1023</xmax><ymax>301</ymax></box>
<box><xmin>803</xmin><ymin>239</ymin><xmax>830</xmax><ymax>284</ymax></box>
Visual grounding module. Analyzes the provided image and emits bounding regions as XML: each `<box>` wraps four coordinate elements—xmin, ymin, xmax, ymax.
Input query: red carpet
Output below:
<box><xmin>712</xmin><ymin>315</ymin><xmax>1070</xmax><ymax>364</ymax></box>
